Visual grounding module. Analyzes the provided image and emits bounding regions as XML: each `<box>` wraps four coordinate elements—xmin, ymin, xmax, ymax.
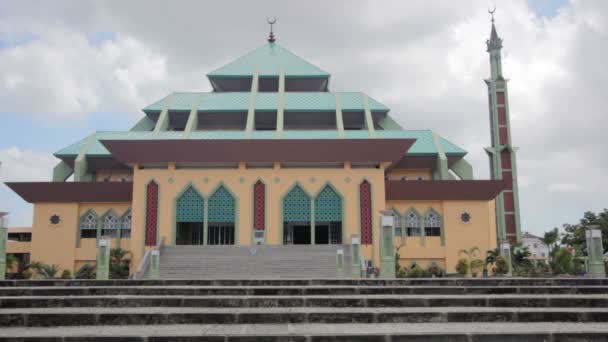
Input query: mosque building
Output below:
<box><xmin>5</xmin><ymin>18</ymin><xmax>519</xmax><ymax>276</ymax></box>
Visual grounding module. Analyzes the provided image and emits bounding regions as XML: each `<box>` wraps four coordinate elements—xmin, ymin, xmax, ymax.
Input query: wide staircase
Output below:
<box><xmin>1</xmin><ymin>278</ymin><xmax>608</xmax><ymax>340</ymax></box>
<box><xmin>159</xmin><ymin>245</ymin><xmax>351</xmax><ymax>279</ymax></box>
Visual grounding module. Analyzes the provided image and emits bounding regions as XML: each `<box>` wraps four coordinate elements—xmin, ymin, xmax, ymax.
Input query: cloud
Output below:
<box><xmin>0</xmin><ymin>0</ymin><xmax>606</xmax><ymax>234</ymax></box>
<box><xmin>0</xmin><ymin>31</ymin><xmax>170</xmax><ymax>120</ymax></box>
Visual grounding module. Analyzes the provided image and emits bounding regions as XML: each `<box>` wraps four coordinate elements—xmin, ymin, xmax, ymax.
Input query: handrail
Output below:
<box><xmin>132</xmin><ymin>236</ymin><xmax>165</xmax><ymax>280</ymax></box>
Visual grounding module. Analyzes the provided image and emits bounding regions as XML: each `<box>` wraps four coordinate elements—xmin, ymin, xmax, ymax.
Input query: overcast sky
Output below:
<box><xmin>0</xmin><ymin>0</ymin><xmax>606</xmax><ymax>237</ymax></box>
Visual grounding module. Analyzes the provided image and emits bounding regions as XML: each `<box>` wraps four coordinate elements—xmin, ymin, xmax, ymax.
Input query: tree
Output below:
<box><xmin>110</xmin><ymin>248</ymin><xmax>132</xmax><ymax>279</ymax></box>
<box><xmin>542</xmin><ymin>228</ymin><xmax>560</xmax><ymax>255</ymax></box>
<box><xmin>561</xmin><ymin>209</ymin><xmax>608</xmax><ymax>256</ymax></box>
<box><xmin>458</xmin><ymin>247</ymin><xmax>483</xmax><ymax>277</ymax></box>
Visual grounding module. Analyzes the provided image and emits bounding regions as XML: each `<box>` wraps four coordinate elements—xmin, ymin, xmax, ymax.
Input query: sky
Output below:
<box><xmin>0</xmin><ymin>0</ymin><xmax>606</xmax><ymax>237</ymax></box>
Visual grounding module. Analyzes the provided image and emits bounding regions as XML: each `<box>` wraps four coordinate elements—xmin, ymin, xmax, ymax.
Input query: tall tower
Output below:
<box><xmin>484</xmin><ymin>13</ymin><xmax>521</xmax><ymax>244</ymax></box>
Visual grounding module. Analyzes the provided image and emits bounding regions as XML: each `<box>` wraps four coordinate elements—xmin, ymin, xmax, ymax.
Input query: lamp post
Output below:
<box><xmin>380</xmin><ymin>211</ymin><xmax>396</xmax><ymax>278</ymax></box>
<box><xmin>499</xmin><ymin>240</ymin><xmax>512</xmax><ymax>276</ymax></box>
<box><xmin>585</xmin><ymin>225</ymin><xmax>605</xmax><ymax>278</ymax></box>
<box><xmin>0</xmin><ymin>212</ymin><xmax>8</xmax><ymax>280</ymax></box>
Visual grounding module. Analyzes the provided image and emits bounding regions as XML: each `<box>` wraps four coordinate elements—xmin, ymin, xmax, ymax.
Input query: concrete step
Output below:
<box><xmin>2</xmin><ymin>294</ymin><xmax>607</xmax><ymax>309</ymax></box>
<box><xmin>2</xmin><ymin>307</ymin><xmax>608</xmax><ymax>327</ymax></box>
<box><xmin>2</xmin><ymin>285</ymin><xmax>608</xmax><ymax>296</ymax></box>
<box><xmin>1</xmin><ymin>322</ymin><xmax>608</xmax><ymax>341</ymax></box>
<box><xmin>2</xmin><ymin>278</ymin><xmax>608</xmax><ymax>287</ymax></box>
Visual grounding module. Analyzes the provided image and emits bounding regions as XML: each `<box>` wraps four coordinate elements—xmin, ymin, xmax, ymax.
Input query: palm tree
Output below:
<box><xmin>543</xmin><ymin>228</ymin><xmax>560</xmax><ymax>256</ymax></box>
<box><xmin>484</xmin><ymin>248</ymin><xmax>500</xmax><ymax>276</ymax></box>
<box><xmin>458</xmin><ymin>247</ymin><xmax>483</xmax><ymax>277</ymax></box>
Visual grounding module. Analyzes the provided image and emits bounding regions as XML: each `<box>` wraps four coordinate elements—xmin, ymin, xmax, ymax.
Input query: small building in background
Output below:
<box><xmin>522</xmin><ymin>232</ymin><xmax>550</xmax><ymax>262</ymax></box>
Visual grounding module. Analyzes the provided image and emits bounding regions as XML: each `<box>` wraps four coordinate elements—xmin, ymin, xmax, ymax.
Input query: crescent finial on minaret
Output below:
<box><xmin>267</xmin><ymin>17</ymin><xmax>277</xmax><ymax>43</ymax></box>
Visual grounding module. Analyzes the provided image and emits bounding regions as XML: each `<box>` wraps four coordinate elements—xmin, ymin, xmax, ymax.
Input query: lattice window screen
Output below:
<box><xmin>145</xmin><ymin>181</ymin><xmax>159</xmax><ymax>246</ymax></box>
<box><xmin>283</xmin><ymin>185</ymin><xmax>311</xmax><ymax>222</ymax></box>
<box><xmin>208</xmin><ymin>186</ymin><xmax>235</xmax><ymax>223</ymax></box>
<box><xmin>176</xmin><ymin>187</ymin><xmax>204</xmax><ymax>222</ymax></box>
<box><xmin>315</xmin><ymin>186</ymin><xmax>342</xmax><ymax>222</ymax></box>
<box><xmin>253</xmin><ymin>181</ymin><xmax>265</xmax><ymax>230</ymax></box>
<box><xmin>360</xmin><ymin>180</ymin><xmax>372</xmax><ymax>244</ymax></box>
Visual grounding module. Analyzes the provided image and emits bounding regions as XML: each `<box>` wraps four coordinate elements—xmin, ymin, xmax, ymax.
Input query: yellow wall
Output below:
<box><xmin>30</xmin><ymin>202</ymin><xmax>132</xmax><ymax>273</ymax></box>
<box><xmin>388</xmin><ymin>200</ymin><xmax>497</xmax><ymax>274</ymax></box>
<box><xmin>130</xmin><ymin>163</ymin><xmax>386</xmax><ymax>270</ymax></box>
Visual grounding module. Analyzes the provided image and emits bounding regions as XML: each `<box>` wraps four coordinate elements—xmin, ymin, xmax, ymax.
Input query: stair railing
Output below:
<box><xmin>132</xmin><ymin>236</ymin><xmax>165</xmax><ymax>280</ymax></box>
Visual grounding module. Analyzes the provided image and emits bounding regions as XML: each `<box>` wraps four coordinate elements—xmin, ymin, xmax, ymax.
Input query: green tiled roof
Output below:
<box><xmin>54</xmin><ymin>129</ymin><xmax>466</xmax><ymax>158</ymax></box>
<box><xmin>144</xmin><ymin>92</ymin><xmax>389</xmax><ymax>114</ymax></box>
<box><xmin>208</xmin><ymin>43</ymin><xmax>329</xmax><ymax>77</ymax></box>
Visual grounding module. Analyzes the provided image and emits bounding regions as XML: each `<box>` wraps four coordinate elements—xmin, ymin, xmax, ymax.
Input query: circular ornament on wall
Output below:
<box><xmin>274</xmin><ymin>177</ymin><xmax>280</xmax><ymax>184</ymax></box>
<box><xmin>344</xmin><ymin>177</ymin><xmax>351</xmax><ymax>183</ymax></box>
<box><xmin>309</xmin><ymin>176</ymin><xmax>316</xmax><ymax>183</ymax></box>
<box><xmin>204</xmin><ymin>177</ymin><xmax>209</xmax><ymax>184</ymax></box>
<box><xmin>460</xmin><ymin>212</ymin><xmax>472</xmax><ymax>224</ymax></box>
<box><xmin>168</xmin><ymin>177</ymin><xmax>174</xmax><ymax>184</ymax></box>
<box><xmin>239</xmin><ymin>177</ymin><xmax>245</xmax><ymax>184</ymax></box>
<box><xmin>50</xmin><ymin>214</ymin><xmax>61</xmax><ymax>225</ymax></box>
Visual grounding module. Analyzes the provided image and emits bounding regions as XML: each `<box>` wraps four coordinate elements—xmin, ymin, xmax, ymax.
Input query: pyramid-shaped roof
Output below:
<box><xmin>208</xmin><ymin>42</ymin><xmax>330</xmax><ymax>78</ymax></box>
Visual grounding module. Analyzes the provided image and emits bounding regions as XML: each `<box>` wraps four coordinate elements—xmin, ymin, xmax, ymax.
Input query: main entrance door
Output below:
<box><xmin>176</xmin><ymin>222</ymin><xmax>204</xmax><ymax>245</ymax></box>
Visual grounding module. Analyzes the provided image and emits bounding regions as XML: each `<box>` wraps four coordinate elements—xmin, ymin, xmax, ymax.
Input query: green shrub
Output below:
<box><xmin>60</xmin><ymin>270</ymin><xmax>72</xmax><ymax>279</ymax></box>
<box><xmin>426</xmin><ymin>262</ymin><xmax>444</xmax><ymax>278</ymax></box>
<box><xmin>551</xmin><ymin>248</ymin><xmax>574</xmax><ymax>275</ymax></box>
<box><xmin>494</xmin><ymin>256</ymin><xmax>509</xmax><ymax>275</ymax></box>
<box><xmin>110</xmin><ymin>248</ymin><xmax>132</xmax><ymax>279</ymax></box>
<box><xmin>396</xmin><ymin>268</ymin><xmax>407</xmax><ymax>278</ymax></box>
<box><xmin>407</xmin><ymin>264</ymin><xmax>431</xmax><ymax>278</ymax></box>
<box><xmin>455</xmin><ymin>258</ymin><xmax>469</xmax><ymax>277</ymax></box>
<box><xmin>470</xmin><ymin>259</ymin><xmax>484</xmax><ymax>278</ymax></box>
<box><xmin>75</xmin><ymin>264</ymin><xmax>96</xmax><ymax>279</ymax></box>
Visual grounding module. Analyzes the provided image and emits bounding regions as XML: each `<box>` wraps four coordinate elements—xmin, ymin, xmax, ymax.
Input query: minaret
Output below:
<box><xmin>484</xmin><ymin>12</ymin><xmax>522</xmax><ymax>244</ymax></box>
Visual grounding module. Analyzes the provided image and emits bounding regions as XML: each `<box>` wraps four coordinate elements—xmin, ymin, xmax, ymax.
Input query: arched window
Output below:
<box><xmin>121</xmin><ymin>210</ymin><xmax>132</xmax><ymax>238</ymax></box>
<box><xmin>424</xmin><ymin>211</ymin><xmax>441</xmax><ymax>237</ymax></box>
<box><xmin>102</xmin><ymin>212</ymin><xmax>118</xmax><ymax>237</ymax></box>
<box><xmin>208</xmin><ymin>185</ymin><xmax>236</xmax><ymax>245</ymax></box>
<box><xmin>315</xmin><ymin>185</ymin><xmax>343</xmax><ymax>244</ymax></box>
<box><xmin>80</xmin><ymin>211</ymin><xmax>98</xmax><ymax>239</ymax></box>
<box><xmin>388</xmin><ymin>209</ymin><xmax>402</xmax><ymax>236</ymax></box>
<box><xmin>405</xmin><ymin>210</ymin><xmax>421</xmax><ymax>236</ymax></box>
<box><xmin>283</xmin><ymin>184</ymin><xmax>311</xmax><ymax>245</ymax></box>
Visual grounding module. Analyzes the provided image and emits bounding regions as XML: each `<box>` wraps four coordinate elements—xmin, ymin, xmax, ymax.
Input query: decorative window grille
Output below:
<box><xmin>283</xmin><ymin>185</ymin><xmax>311</xmax><ymax>222</ymax></box>
<box><xmin>315</xmin><ymin>185</ymin><xmax>342</xmax><ymax>222</ymax></box>
<box><xmin>360</xmin><ymin>180</ymin><xmax>372</xmax><ymax>244</ymax></box>
<box><xmin>102</xmin><ymin>213</ymin><xmax>118</xmax><ymax>237</ymax></box>
<box><xmin>80</xmin><ymin>212</ymin><xmax>98</xmax><ymax>239</ymax></box>
<box><xmin>389</xmin><ymin>209</ymin><xmax>402</xmax><ymax>236</ymax></box>
<box><xmin>208</xmin><ymin>186</ymin><xmax>235</xmax><ymax>223</ymax></box>
<box><xmin>253</xmin><ymin>181</ymin><xmax>265</xmax><ymax>230</ymax></box>
<box><xmin>406</xmin><ymin>211</ymin><xmax>421</xmax><ymax>236</ymax></box>
<box><xmin>121</xmin><ymin>212</ymin><xmax>132</xmax><ymax>238</ymax></box>
<box><xmin>424</xmin><ymin>211</ymin><xmax>441</xmax><ymax>237</ymax></box>
<box><xmin>145</xmin><ymin>181</ymin><xmax>159</xmax><ymax>246</ymax></box>
<box><xmin>176</xmin><ymin>186</ymin><xmax>204</xmax><ymax>222</ymax></box>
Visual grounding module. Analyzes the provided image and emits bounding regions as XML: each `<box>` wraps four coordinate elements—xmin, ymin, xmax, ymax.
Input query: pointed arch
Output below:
<box><xmin>283</xmin><ymin>183</ymin><xmax>311</xmax><ymax>222</ymax></box>
<box><xmin>145</xmin><ymin>180</ymin><xmax>159</xmax><ymax>246</ymax></box>
<box><xmin>101</xmin><ymin>209</ymin><xmax>120</xmax><ymax>238</ymax></box>
<box><xmin>281</xmin><ymin>182</ymin><xmax>313</xmax><ymax>245</ymax></box>
<box><xmin>315</xmin><ymin>184</ymin><xmax>342</xmax><ymax>222</ymax></box>
<box><xmin>387</xmin><ymin>208</ymin><xmax>403</xmax><ymax>237</ymax></box>
<box><xmin>207</xmin><ymin>183</ymin><xmax>237</xmax><ymax>245</ymax></box>
<box><xmin>78</xmin><ymin>209</ymin><xmax>98</xmax><ymax>245</ymax></box>
<box><xmin>176</xmin><ymin>184</ymin><xmax>204</xmax><ymax>222</ymax></box>
<box><xmin>315</xmin><ymin>183</ymin><xmax>343</xmax><ymax>244</ymax></box>
<box><xmin>404</xmin><ymin>208</ymin><xmax>422</xmax><ymax>237</ymax></box>
<box><xmin>424</xmin><ymin>208</ymin><xmax>443</xmax><ymax>240</ymax></box>
<box><xmin>120</xmin><ymin>209</ymin><xmax>132</xmax><ymax>239</ymax></box>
